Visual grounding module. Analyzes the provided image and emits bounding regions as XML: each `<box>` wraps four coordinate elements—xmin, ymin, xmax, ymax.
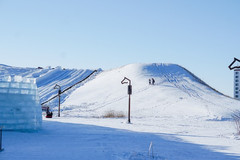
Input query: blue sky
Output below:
<box><xmin>0</xmin><ymin>0</ymin><xmax>239</xmax><ymax>96</ymax></box>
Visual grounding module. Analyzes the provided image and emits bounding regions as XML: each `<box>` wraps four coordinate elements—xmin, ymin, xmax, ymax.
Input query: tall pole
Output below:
<box><xmin>121</xmin><ymin>77</ymin><xmax>132</xmax><ymax>124</ymax></box>
<box><xmin>128</xmin><ymin>94</ymin><xmax>131</xmax><ymax>123</ymax></box>
<box><xmin>229</xmin><ymin>58</ymin><xmax>240</xmax><ymax>99</ymax></box>
<box><xmin>54</xmin><ymin>84</ymin><xmax>61</xmax><ymax>117</ymax></box>
<box><xmin>58</xmin><ymin>93</ymin><xmax>60</xmax><ymax>117</ymax></box>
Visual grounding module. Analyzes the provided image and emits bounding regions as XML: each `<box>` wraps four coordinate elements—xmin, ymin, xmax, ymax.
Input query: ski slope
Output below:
<box><xmin>0</xmin><ymin>64</ymin><xmax>100</xmax><ymax>105</ymax></box>
<box><xmin>62</xmin><ymin>63</ymin><xmax>239</xmax><ymax>120</ymax></box>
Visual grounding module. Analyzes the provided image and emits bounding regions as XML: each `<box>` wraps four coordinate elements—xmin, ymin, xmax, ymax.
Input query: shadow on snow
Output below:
<box><xmin>0</xmin><ymin>120</ymin><xmax>239</xmax><ymax>160</ymax></box>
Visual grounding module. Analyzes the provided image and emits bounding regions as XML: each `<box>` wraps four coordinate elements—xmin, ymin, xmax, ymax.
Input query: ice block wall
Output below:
<box><xmin>0</xmin><ymin>76</ymin><xmax>42</xmax><ymax>130</ymax></box>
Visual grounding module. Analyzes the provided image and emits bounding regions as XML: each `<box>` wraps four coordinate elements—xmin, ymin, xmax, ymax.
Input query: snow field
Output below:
<box><xmin>1</xmin><ymin>117</ymin><xmax>240</xmax><ymax>160</ymax></box>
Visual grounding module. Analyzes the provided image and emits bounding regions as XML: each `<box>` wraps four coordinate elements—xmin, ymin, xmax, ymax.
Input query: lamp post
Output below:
<box><xmin>229</xmin><ymin>58</ymin><xmax>240</xmax><ymax>99</ymax></box>
<box><xmin>54</xmin><ymin>84</ymin><xmax>61</xmax><ymax>117</ymax></box>
<box><xmin>121</xmin><ymin>77</ymin><xmax>132</xmax><ymax>123</ymax></box>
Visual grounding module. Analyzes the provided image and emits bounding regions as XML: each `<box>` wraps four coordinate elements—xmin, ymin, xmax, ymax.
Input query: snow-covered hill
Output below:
<box><xmin>0</xmin><ymin>64</ymin><xmax>100</xmax><ymax>104</ymax></box>
<box><xmin>1</xmin><ymin>63</ymin><xmax>239</xmax><ymax>119</ymax></box>
<box><xmin>62</xmin><ymin>63</ymin><xmax>239</xmax><ymax>120</ymax></box>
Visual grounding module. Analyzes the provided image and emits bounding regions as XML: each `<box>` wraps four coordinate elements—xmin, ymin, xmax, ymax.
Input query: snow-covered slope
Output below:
<box><xmin>1</xmin><ymin>63</ymin><xmax>239</xmax><ymax>119</ymax></box>
<box><xmin>36</xmin><ymin>67</ymin><xmax>99</xmax><ymax>104</ymax></box>
<box><xmin>0</xmin><ymin>64</ymin><xmax>99</xmax><ymax>104</ymax></box>
<box><xmin>62</xmin><ymin>63</ymin><xmax>240</xmax><ymax>119</ymax></box>
<box><xmin>1</xmin><ymin>63</ymin><xmax>240</xmax><ymax>159</ymax></box>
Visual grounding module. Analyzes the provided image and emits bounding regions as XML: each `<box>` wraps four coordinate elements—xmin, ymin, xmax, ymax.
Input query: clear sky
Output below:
<box><xmin>0</xmin><ymin>0</ymin><xmax>239</xmax><ymax>97</ymax></box>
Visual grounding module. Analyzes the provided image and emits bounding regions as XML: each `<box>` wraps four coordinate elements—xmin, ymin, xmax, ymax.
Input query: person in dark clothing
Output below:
<box><xmin>46</xmin><ymin>107</ymin><xmax>53</xmax><ymax>118</ymax></box>
<box><xmin>152</xmin><ymin>78</ymin><xmax>155</xmax><ymax>85</ymax></box>
<box><xmin>149</xmin><ymin>79</ymin><xmax>151</xmax><ymax>85</ymax></box>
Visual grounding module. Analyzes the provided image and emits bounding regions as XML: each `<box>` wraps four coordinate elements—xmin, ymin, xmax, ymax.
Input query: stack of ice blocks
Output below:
<box><xmin>0</xmin><ymin>76</ymin><xmax>42</xmax><ymax>130</ymax></box>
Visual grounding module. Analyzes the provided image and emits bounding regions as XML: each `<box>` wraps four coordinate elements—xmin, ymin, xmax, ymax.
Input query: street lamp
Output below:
<box><xmin>54</xmin><ymin>84</ymin><xmax>61</xmax><ymax>117</ymax></box>
<box><xmin>121</xmin><ymin>77</ymin><xmax>132</xmax><ymax>123</ymax></box>
<box><xmin>229</xmin><ymin>58</ymin><xmax>240</xmax><ymax>99</ymax></box>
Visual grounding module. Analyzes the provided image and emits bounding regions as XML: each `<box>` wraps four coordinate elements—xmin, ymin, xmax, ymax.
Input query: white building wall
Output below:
<box><xmin>234</xmin><ymin>70</ymin><xmax>240</xmax><ymax>99</ymax></box>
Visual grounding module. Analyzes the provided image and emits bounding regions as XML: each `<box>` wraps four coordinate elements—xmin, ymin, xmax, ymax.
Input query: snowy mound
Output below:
<box><xmin>62</xmin><ymin>63</ymin><xmax>240</xmax><ymax>119</ymax></box>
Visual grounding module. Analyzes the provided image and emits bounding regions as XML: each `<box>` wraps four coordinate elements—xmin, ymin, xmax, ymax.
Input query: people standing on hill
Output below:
<box><xmin>152</xmin><ymin>78</ymin><xmax>155</xmax><ymax>85</ymax></box>
<box><xmin>149</xmin><ymin>78</ymin><xmax>155</xmax><ymax>85</ymax></box>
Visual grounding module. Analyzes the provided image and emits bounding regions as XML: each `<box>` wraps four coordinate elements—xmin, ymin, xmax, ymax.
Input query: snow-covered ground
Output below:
<box><xmin>0</xmin><ymin>117</ymin><xmax>240</xmax><ymax>160</ymax></box>
<box><xmin>1</xmin><ymin>63</ymin><xmax>240</xmax><ymax>159</ymax></box>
